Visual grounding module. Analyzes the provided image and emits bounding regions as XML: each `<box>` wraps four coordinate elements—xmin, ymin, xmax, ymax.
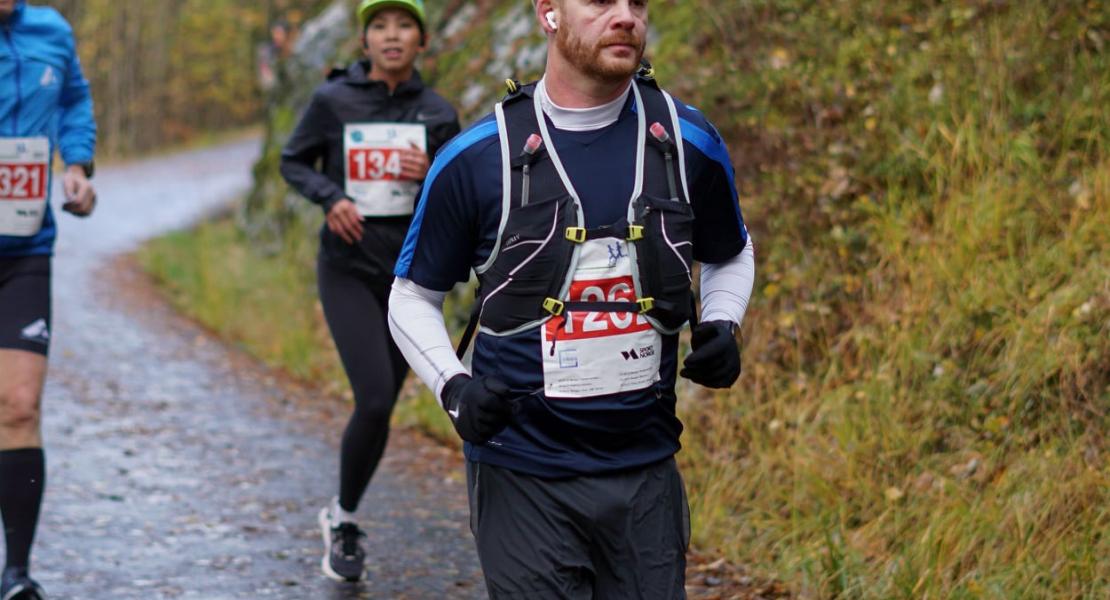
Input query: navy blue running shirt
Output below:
<box><xmin>396</xmin><ymin>94</ymin><xmax>747</xmax><ymax>477</ymax></box>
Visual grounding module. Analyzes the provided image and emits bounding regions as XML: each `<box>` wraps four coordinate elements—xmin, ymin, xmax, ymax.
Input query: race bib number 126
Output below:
<box><xmin>0</xmin><ymin>137</ymin><xmax>50</xmax><ymax>237</ymax></box>
<box><xmin>541</xmin><ymin>238</ymin><xmax>662</xmax><ymax>399</ymax></box>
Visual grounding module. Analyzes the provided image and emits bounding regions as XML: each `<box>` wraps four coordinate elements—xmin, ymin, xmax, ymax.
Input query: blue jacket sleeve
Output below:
<box><xmin>57</xmin><ymin>24</ymin><xmax>96</xmax><ymax>166</ymax></box>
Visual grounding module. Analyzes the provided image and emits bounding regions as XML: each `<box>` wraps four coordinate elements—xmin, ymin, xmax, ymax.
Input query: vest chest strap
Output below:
<box><xmin>564</xmin><ymin>224</ymin><xmax>644</xmax><ymax>243</ymax></box>
<box><xmin>543</xmin><ymin>297</ymin><xmax>661</xmax><ymax>317</ymax></box>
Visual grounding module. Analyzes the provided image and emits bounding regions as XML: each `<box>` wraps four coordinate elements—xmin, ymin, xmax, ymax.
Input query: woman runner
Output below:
<box><xmin>279</xmin><ymin>0</ymin><xmax>460</xmax><ymax>583</ymax></box>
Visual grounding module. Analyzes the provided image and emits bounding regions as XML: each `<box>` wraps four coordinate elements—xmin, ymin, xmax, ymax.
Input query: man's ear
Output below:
<box><xmin>535</xmin><ymin>0</ymin><xmax>557</xmax><ymax>35</ymax></box>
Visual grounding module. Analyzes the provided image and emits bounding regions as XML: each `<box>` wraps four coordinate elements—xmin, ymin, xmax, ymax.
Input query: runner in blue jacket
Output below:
<box><xmin>1</xmin><ymin>1</ymin><xmax>96</xmax><ymax>597</ymax></box>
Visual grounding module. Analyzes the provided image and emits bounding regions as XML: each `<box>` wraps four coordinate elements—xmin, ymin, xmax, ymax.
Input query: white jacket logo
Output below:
<box><xmin>40</xmin><ymin>66</ymin><xmax>58</xmax><ymax>88</ymax></box>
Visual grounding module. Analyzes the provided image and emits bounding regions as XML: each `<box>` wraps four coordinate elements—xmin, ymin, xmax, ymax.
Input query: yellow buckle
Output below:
<box><xmin>543</xmin><ymin>298</ymin><xmax>566</xmax><ymax>316</ymax></box>
<box><xmin>637</xmin><ymin>297</ymin><xmax>655</xmax><ymax>313</ymax></box>
<box><xmin>565</xmin><ymin>227</ymin><xmax>587</xmax><ymax>243</ymax></box>
<box><xmin>627</xmin><ymin>225</ymin><xmax>644</xmax><ymax>241</ymax></box>
<box><xmin>505</xmin><ymin>79</ymin><xmax>519</xmax><ymax>93</ymax></box>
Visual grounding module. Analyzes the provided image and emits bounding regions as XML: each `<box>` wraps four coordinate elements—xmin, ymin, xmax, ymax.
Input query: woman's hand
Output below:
<box><xmin>398</xmin><ymin>142</ymin><xmax>430</xmax><ymax>181</ymax></box>
<box><xmin>326</xmin><ymin>198</ymin><xmax>364</xmax><ymax>244</ymax></box>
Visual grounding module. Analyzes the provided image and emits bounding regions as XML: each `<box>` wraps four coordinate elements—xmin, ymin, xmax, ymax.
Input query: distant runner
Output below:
<box><xmin>389</xmin><ymin>0</ymin><xmax>755</xmax><ymax>597</ymax></box>
<box><xmin>0</xmin><ymin>1</ymin><xmax>97</xmax><ymax>598</ymax></box>
<box><xmin>279</xmin><ymin>0</ymin><xmax>460</xmax><ymax>584</ymax></box>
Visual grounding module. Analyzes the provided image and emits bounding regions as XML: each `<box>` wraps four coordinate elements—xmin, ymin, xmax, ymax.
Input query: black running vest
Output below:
<box><xmin>456</xmin><ymin>74</ymin><xmax>697</xmax><ymax>358</ymax></box>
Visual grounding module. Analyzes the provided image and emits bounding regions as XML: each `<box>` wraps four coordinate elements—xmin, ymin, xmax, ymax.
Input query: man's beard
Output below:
<box><xmin>555</xmin><ymin>26</ymin><xmax>644</xmax><ymax>83</ymax></box>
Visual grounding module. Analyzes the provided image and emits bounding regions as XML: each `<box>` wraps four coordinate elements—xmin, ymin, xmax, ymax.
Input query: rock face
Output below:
<box><xmin>241</xmin><ymin>0</ymin><xmax>360</xmax><ymax>249</ymax></box>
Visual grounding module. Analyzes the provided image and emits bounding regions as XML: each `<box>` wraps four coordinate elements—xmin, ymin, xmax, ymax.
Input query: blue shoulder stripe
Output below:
<box><xmin>680</xmin><ymin>117</ymin><xmax>743</xmax><ymax>229</ymax></box>
<box><xmin>680</xmin><ymin>117</ymin><xmax>736</xmax><ymax>191</ymax></box>
<box><xmin>395</xmin><ymin>120</ymin><xmax>500</xmax><ymax>278</ymax></box>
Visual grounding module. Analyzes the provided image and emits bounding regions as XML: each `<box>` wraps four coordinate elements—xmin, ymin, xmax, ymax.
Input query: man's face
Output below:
<box><xmin>363</xmin><ymin>8</ymin><xmax>424</xmax><ymax>74</ymax></box>
<box><xmin>0</xmin><ymin>0</ymin><xmax>16</xmax><ymax>21</ymax></box>
<box><xmin>553</xmin><ymin>0</ymin><xmax>648</xmax><ymax>84</ymax></box>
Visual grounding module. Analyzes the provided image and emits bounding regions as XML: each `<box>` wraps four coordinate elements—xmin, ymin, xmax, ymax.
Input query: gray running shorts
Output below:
<box><xmin>467</xmin><ymin>458</ymin><xmax>690</xmax><ymax>599</ymax></box>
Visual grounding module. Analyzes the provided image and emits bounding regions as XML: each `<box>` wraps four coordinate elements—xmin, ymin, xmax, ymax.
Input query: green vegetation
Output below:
<box><xmin>137</xmin><ymin>216</ymin><xmax>460</xmax><ymax>442</ymax></box>
<box><xmin>138</xmin><ymin>218</ymin><xmax>339</xmax><ymax>385</ymax></box>
<box><xmin>55</xmin><ymin>0</ymin><xmax>333</xmax><ymax>157</ymax></box>
<box><xmin>141</xmin><ymin>0</ymin><xmax>1109</xmax><ymax>597</ymax></box>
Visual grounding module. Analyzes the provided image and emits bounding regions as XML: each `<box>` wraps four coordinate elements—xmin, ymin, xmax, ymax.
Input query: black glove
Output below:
<box><xmin>440</xmin><ymin>374</ymin><xmax>516</xmax><ymax>444</ymax></box>
<box><xmin>680</xmin><ymin>320</ymin><xmax>741</xmax><ymax>388</ymax></box>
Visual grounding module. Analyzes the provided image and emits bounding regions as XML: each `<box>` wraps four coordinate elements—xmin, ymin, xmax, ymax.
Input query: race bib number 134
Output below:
<box><xmin>344</xmin><ymin>123</ymin><xmax>426</xmax><ymax>217</ymax></box>
<box><xmin>0</xmin><ymin>137</ymin><xmax>50</xmax><ymax>237</ymax></box>
<box><xmin>349</xmin><ymin>147</ymin><xmax>403</xmax><ymax>181</ymax></box>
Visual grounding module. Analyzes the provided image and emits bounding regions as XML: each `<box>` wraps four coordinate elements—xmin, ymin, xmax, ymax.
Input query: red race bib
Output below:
<box><xmin>343</xmin><ymin>123</ymin><xmax>426</xmax><ymax>217</ymax></box>
<box><xmin>0</xmin><ymin>137</ymin><xmax>50</xmax><ymax>236</ymax></box>
<box><xmin>347</xmin><ymin>147</ymin><xmax>403</xmax><ymax>182</ymax></box>
<box><xmin>541</xmin><ymin>238</ymin><xmax>662</xmax><ymax>399</ymax></box>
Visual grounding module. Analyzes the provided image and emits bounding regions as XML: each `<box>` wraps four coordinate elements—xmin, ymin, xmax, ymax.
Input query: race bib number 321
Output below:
<box><xmin>0</xmin><ymin>137</ymin><xmax>50</xmax><ymax>237</ymax></box>
<box><xmin>344</xmin><ymin>123</ymin><xmax>426</xmax><ymax>217</ymax></box>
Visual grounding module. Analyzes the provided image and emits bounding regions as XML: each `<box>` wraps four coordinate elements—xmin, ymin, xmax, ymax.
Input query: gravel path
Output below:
<box><xmin>31</xmin><ymin>138</ymin><xmax>486</xmax><ymax>599</ymax></box>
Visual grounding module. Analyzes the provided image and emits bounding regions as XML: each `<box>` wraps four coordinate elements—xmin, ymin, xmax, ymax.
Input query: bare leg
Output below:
<box><xmin>0</xmin><ymin>349</ymin><xmax>47</xmax><ymax>450</ymax></box>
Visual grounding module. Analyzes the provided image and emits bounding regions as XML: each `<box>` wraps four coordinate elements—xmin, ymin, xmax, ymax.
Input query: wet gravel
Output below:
<box><xmin>32</xmin><ymin>138</ymin><xmax>485</xmax><ymax>599</ymax></box>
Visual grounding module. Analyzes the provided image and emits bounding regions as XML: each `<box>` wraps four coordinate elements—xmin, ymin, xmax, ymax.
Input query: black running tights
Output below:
<box><xmin>317</xmin><ymin>259</ymin><xmax>409</xmax><ymax>513</ymax></box>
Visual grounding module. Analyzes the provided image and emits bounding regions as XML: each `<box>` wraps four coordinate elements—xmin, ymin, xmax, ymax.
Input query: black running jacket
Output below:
<box><xmin>280</xmin><ymin>61</ymin><xmax>460</xmax><ymax>281</ymax></box>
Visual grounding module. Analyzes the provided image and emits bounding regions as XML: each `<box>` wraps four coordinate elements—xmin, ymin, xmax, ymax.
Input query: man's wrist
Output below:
<box><xmin>703</xmin><ymin>319</ymin><xmax>736</xmax><ymax>335</ymax></box>
<box><xmin>440</xmin><ymin>373</ymin><xmax>470</xmax><ymax>409</ymax></box>
<box><xmin>66</xmin><ymin>161</ymin><xmax>95</xmax><ymax>179</ymax></box>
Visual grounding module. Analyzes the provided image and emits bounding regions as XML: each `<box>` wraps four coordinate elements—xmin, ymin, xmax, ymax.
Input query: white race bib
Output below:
<box><xmin>343</xmin><ymin>123</ymin><xmax>427</xmax><ymax>217</ymax></box>
<box><xmin>541</xmin><ymin>238</ymin><xmax>662</xmax><ymax>399</ymax></box>
<box><xmin>0</xmin><ymin>137</ymin><xmax>50</xmax><ymax>237</ymax></box>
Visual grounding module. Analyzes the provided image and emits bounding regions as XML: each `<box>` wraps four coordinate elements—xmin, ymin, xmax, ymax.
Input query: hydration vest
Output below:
<box><xmin>456</xmin><ymin>72</ymin><xmax>697</xmax><ymax>358</ymax></box>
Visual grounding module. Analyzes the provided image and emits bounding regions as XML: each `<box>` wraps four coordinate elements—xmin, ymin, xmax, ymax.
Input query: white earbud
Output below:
<box><xmin>545</xmin><ymin>11</ymin><xmax>558</xmax><ymax>30</ymax></box>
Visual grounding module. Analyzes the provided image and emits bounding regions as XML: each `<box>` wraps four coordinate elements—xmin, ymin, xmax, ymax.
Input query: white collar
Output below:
<box><xmin>537</xmin><ymin>79</ymin><xmax>632</xmax><ymax>132</ymax></box>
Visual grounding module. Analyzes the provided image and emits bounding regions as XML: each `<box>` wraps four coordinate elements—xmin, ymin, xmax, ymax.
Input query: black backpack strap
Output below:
<box><xmin>688</xmin><ymin>290</ymin><xmax>699</xmax><ymax>327</ymax></box>
<box><xmin>636</xmin><ymin>80</ymin><xmax>686</xmax><ymax>203</ymax></box>
<box><xmin>455</xmin><ymin>300</ymin><xmax>481</xmax><ymax>360</ymax></box>
<box><xmin>635</xmin><ymin>60</ymin><xmax>659</xmax><ymax>88</ymax></box>
<box><xmin>501</xmin><ymin>83</ymin><xmax>567</xmax><ymax>208</ymax></box>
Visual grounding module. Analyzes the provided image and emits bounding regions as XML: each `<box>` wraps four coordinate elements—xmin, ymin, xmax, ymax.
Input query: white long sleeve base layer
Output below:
<box><xmin>388</xmin><ymin>236</ymin><xmax>755</xmax><ymax>402</ymax></box>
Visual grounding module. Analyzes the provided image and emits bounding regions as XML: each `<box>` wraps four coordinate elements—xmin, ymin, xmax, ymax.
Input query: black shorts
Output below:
<box><xmin>0</xmin><ymin>255</ymin><xmax>52</xmax><ymax>356</ymax></box>
<box><xmin>467</xmin><ymin>458</ymin><xmax>690</xmax><ymax>599</ymax></box>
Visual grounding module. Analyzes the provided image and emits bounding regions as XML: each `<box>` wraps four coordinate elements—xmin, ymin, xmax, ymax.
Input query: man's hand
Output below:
<box><xmin>440</xmin><ymin>374</ymin><xmax>516</xmax><ymax>444</ymax></box>
<box><xmin>61</xmin><ymin>165</ymin><xmax>96</xmax><ymax>217</ymax></box>
<box><xmin>398</xmin><ymin>142</ymin><xmax>430</xmax><ymax>181</ymax></box>
<box><xmin>326</xmin><ymin>198</ymin><xmax>364</xmax><ymax>244</ymax></box>
<box><xmin>680</xmin><ymin>320</ymin><xmax>741</xmax><ymax>389</ymax></box>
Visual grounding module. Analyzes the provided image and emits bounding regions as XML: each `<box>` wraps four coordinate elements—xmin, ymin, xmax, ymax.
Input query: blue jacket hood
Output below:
<box><xmin>2</xmin><ymin>1</ymin><xmax>26</xmax><ymax>24</ymax></box>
